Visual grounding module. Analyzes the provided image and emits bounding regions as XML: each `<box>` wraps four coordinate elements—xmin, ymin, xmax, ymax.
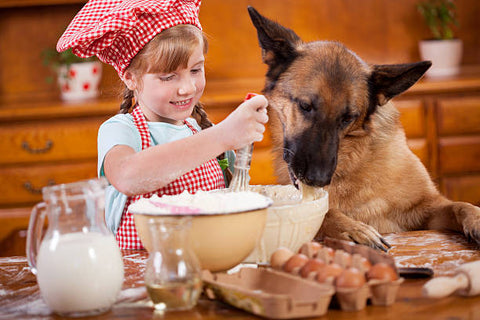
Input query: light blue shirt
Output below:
<box><xmin>97</xmin><ymin>113</ymin><xmax>234</xmax><ymax>234</ymax></box>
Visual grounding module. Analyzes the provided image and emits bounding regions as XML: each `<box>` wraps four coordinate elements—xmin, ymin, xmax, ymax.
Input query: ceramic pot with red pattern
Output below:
<box><xmin>57</xmin><ymin>61</ymin><xmax>102</xmax><ymax>101</ymax></box>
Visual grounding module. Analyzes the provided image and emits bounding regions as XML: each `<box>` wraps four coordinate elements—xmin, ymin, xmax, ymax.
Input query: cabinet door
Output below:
<box><xmin>441</xmin><ymin>175</ymin><xmax>480</xmax><ymax>205</ymax></box>
<box><xmin>0</xmin><ymin>118</ymin><xmax>104</xmax><ymax>165</ymax></box>
<box><xmin>395</xmin><ymin>99</ymin><xmax>430</xmax><ymax>169</ymax></box>
<box><xmin>407</xmin><ymin>138</ymin><xmax>429</xmax><ymax>166</ymax></box>
<box><xmin>437</xmin><ymin>97</ymin><xmax>480</xmax><ymax>136</ymax></box>
<box><xmin>436</xmin><ymin>94</ymin><xmax>480</xmax><ymax>175</ymax></box>
<box><xmin>396</xmin><ymin>100</ymin><xmax>426</xmax><ymax>138</ymax></box>
<box><xmin>438</xmin><ymin>136</ymin><xmax>480</xmax><ymax>174</ymax></box>
<box><xmin>0</xmin><ymin>162</ymin><xmax>97</xmax><ymax>207</ymax></box>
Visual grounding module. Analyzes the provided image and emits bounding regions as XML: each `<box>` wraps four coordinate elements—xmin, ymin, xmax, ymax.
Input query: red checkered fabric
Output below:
<box><xmin>115</xmin><ymin>106</ymin><xmax>225</xmax><ymax>249</ymax></box>
<box><xmin>56</xmin><ymin>0</ymin><xmax>202</xmax><ymax>77</ymax></box>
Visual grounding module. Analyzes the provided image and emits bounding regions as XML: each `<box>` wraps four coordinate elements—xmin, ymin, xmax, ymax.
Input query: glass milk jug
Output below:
<box><xmin>144</xmin><ymin>217</ymin><xmax>202</xmax><ymax>312</ymax></box>
<box><xmin>26</xmin><ymin>178</ymin><xmax>124</xmax><ymax>317</ymax></box>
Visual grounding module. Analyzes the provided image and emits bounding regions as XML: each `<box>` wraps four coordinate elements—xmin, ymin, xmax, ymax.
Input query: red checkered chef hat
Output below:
<box><xmin>57</xmin><ymin>0</ymin><xmax>202</xmax><ymax>77</ymax></box>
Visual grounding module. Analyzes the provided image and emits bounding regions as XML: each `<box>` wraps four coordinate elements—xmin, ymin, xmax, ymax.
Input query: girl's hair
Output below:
<box><xmin>119</xmin><ymin>24</ymin><xmax>212</xmax><ymax>131</ymax></box>
<box><xmin>119</xmin><ymin>24</ymin><xmax>232</xmax><ymax>183</ymax></box>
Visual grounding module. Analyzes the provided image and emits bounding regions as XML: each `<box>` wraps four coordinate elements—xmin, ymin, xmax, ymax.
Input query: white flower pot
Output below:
<box><xmin>57</xmin><ymin>61</ymin><xmax>102</xmax><ymax>101</ymax></box>
<box><xmin>419</xmin><ymin>39</ymin><xmax>463</xmax><ymax>78</ymax></box>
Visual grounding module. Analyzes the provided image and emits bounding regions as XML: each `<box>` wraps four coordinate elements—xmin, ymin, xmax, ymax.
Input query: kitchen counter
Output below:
<box><xmin>1</xmin><ymin>230</ymin><xmax>480</xmax><ymax>319</ymax></box>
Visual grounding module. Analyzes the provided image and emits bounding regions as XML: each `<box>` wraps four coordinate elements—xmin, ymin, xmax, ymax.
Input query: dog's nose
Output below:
<box><xmin>304</xmin><ymin>175</ymin><xmax>331</xmax><ymax>187</ymax></box>
<box><xmin>303</xmin><ymin>167</ymin><xmax>333</xmax><ymax>187</ymax></box>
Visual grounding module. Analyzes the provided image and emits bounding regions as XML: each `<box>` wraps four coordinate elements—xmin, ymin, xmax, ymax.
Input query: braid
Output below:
<box><xmin>191</xmin><ymin>102</ymin><xmax>214</xmax><ymax>129</ymax></box>
<box><xmin>119</xmin><ymin>86</ymin><xmax>135</xmax><ymax>114</ymax></box>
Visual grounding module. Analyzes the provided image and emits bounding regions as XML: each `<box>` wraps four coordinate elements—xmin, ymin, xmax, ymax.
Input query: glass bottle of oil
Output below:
<box><xmin>144</xmin><ymin>217</ymin><xmax>202</xmax><ymax>312</ymax></box>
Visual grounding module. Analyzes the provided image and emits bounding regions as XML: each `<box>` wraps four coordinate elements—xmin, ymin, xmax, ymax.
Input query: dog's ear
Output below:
<box><xmin>248</xmin><ymin>6</ymin><xmax>302</xmax><ymax>82</ymax></box>
<box><xmin>369</xmin><ymin>61</ymin><xmax>432</xmax><ymax>106</ymax></box>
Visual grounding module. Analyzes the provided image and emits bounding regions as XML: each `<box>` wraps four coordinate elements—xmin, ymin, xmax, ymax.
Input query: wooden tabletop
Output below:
<box><xmin>1</xmin><ymin>230</ymin><xmax>479</xmax><ymax>320</ymax></box>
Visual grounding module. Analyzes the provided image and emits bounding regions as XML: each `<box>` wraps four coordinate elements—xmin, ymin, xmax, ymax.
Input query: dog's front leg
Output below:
<box><xmin>427</xmin><ymin>201</ymin><xmax>480</xmax><ymax>245</ymax></box>
<box><xmin>315</xmin><ymin>208</ymin><xmax>391</xmax><ymax>252</ymax></box>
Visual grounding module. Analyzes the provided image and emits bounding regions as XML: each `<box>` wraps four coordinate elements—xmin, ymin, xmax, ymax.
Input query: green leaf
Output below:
<box><xmin>417</xmin><ymin>0</ymin><xmax>459</xmax><ymax>40</ymax></box>
<box><xmin>218</xmin><ymin>158</ymin><xmax>229</xmax><ymax>171</ymax></box>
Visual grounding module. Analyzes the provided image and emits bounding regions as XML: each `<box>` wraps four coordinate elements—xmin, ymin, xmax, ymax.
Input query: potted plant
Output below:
<box><xmin>417</xmin><ymin>0</ymin><xmax>462</xmax><ymax>77</ymax></box>
<box><xmin>42</xmin><ymin>48</ymin><xmax>102</xmax><ymax>101</ymax></box>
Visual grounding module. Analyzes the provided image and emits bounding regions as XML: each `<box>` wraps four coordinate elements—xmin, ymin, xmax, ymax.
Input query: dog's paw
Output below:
<box><xmin>461</xmin><ymin>205</ymin><xmax>480</xmax><ymax>245</ymax></box>
<box><xmin>342</xmin><ymin>221</ymin><xmax>391</xmax><ymax>252</ymax></box>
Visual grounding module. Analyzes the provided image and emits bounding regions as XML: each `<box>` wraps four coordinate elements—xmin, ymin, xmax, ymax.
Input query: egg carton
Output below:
<box><xmin>202</xmin><ymin>267</ymin><xmax>335</xmax><ymax>319</ymax></box>
<box><xmin>273</xmin><ymin>237</ymin><xmax>404</xmax><ymax>312</ymax></box>
<box><xmin>202</xmin><ymin>239</ymin><xmax>404</xmax><ymax>318</ymax></box>
<box><xmin>326</xmin><ymin>237</ymin><xmax>404</xmax><ymax>310</ymax></box>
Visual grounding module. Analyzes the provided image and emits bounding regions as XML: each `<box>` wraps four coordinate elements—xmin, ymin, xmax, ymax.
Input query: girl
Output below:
<box><xmin>57</xmin><ymin>0</ymin><xmax>268</xmax><ymax>249</ymax></box>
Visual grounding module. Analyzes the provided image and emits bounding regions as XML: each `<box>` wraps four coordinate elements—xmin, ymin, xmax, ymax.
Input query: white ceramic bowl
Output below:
<box><xmin>244</xmin><ymin>185</ymin><xmax>329</xmax><ymax>264</ymax></box>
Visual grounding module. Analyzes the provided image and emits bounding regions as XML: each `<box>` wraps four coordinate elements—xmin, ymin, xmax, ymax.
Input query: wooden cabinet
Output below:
<box><xmin>0</xmin><ymin>101</ymin><xmax>119</xmax><ymax>209</ymax></box>
<box><xmin>436</xmin><ymin>97</ymin><xmax>480</xmax><ymax>204</ymax></box>
<box><xmin>394</xmin><ymin>71</ymin><xmax>480</xmax><ymax>205</ymax></box>
<box><xmin>0</xmin><ymin>100</ymin><xmax>118</xmax><ymax>255</ymax></box>
<box><xmin>395</xmin><ymin>99</ymin><xmax>430</xmax><ymax>169</ymax></box>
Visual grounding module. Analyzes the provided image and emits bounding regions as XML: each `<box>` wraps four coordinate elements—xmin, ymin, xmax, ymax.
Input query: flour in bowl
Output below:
<box><xmin>128</xmin><ymin>190</ymin><xmax>273</xmax><ymax>215</ymax></box>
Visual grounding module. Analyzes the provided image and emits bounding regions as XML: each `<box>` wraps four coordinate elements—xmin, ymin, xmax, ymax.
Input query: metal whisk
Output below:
<box><xmin>229</xmin><ymin>143</ymin><xmax>253</xmax><ymax>192</ymax></box>
<box><xmin>229</xmin><ymin>93</ymin><xmax>259</xmax><ymax>192</ymax></box>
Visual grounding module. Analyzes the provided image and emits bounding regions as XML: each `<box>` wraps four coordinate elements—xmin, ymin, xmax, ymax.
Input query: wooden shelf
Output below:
<box><xmin>0</xmin><ymin>98</ymin><xmax>118</xmax><ymax>122</ymax></box>
<box><xmin>407</xmin><ymin>65</ymin><xmax>480</xmax><ymax>96</ymax></box>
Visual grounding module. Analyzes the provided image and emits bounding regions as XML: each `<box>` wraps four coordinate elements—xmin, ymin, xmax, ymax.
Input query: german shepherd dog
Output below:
<box><xmin>248</xmin><ymin>7</ymin><xmax>480</xmax><ymax>251</ymax></box>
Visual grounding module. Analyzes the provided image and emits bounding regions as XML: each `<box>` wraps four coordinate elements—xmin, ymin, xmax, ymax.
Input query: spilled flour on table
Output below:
<box><xmin>384</xmin><ymin>231</ymin><xmax>480</xmax><ymax>276</ymax></box>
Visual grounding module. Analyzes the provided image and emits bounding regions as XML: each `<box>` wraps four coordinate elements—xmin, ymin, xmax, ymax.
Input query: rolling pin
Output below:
<box><xmin>422</xmin><ymin>260</ymin><xmax>480</xmax><ymax>298</ymax></box>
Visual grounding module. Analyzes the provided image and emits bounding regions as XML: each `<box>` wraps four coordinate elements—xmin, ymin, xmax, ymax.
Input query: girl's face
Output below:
<box><xmin>128</xmin><ymin>43</ymin><xmax>206</xmax><ymax>125</ymax></box>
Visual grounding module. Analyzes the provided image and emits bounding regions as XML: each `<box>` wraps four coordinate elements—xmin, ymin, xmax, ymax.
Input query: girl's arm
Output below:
<box><xmin>104</xmin><ymin>95</ymin><xmax>268</xmax><ymax>196</ymax></box>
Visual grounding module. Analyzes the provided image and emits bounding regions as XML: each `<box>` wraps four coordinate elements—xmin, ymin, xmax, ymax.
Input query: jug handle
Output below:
<box><xmin>26</xmin><ymin>202</ymin><xmax>47</xmax><ymax>275</ymax></box>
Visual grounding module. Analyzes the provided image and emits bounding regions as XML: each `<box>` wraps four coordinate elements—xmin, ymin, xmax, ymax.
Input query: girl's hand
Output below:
<box><xmin>216</xmin><ymin>94</ymin><xmax>269</xmax><ymax>150</ymax></box>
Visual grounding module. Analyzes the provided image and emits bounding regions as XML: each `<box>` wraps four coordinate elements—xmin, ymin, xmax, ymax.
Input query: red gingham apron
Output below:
<box><xmin>115</xmin><ymin>106</ymin><xmax>226</xmax><ymax>249</ymax></box>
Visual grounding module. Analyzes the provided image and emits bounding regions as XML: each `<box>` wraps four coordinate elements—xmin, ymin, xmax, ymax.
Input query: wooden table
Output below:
<box><xmin>1</xmin><ymin>230</ymin><xmax>479</xmax><ymax>319</ymax></box>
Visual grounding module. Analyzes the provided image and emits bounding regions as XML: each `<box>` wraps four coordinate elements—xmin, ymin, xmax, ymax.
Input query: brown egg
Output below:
<box><xmin>270</xmin><ymin>247</ymin><xmax>294</xmax><ymax>269</ymax></box>
<box><xmin>367</xmin><ymin>262</ymin><xmax>398</xmax><ymax>281</ymax></box>
<box><xmin>333</xmin><ymin>250</ymin><xmax>352</xmax><ymax>268</ymax></box>
<box><xmin>357</xmin><ymin>256</ymin><xmax>372</xmax><ymax>272</ymax></box>
<box><xmin>351</xmin><ymin>254</ymin><xmax>372</xmax><ymax>273</ymax></box>
<box><xmin>315</xmin><ymin>263</ymin><xmax>343</xmax><ymax>283</ymax></box>
<box><xmin>316</xmin><ymin>247</ymin><xmax>335</xmax><ymax>264</ymax></box>
<box><xmin>283</xmin><ymin>253</ymin><xmax>309</xmax><ymax>274</ymax></box>
<box><xmin>324</xmin><ymin>247</ymin><xmax>335</xmax><ymax>258</ymax></box>
<box><xmin>335</xmin><ymin>267</ymin><xmax>366</xmax><ymax>288</ymax></box>
<box><xmin>299</xmin><ymin>258</ymin><xmax>326</xmax><ymax>278</ymax></box>
<box><xmin>298</xmin><ymin>241</ymin><xmax>323</xmax><ymax>258</ymax></box>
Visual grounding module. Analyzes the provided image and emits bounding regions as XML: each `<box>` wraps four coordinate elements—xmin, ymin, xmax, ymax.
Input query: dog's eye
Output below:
<box><xmin>298</xmin><ymin>101</ymin><xmax>313</xmax><ymax>112</ymax></box>
<box><xmin>341</xmin><ymin>113</ymin><xmax>357</xmax><ymax>128</ymax></box>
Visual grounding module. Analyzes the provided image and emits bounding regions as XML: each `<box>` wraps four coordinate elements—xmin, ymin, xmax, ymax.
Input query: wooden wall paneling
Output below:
<box><xmin>2</xmin><ymin>0</ymin><xmax>480</xmax><ymax>105</ymax></box>
<box><xmin>0</xmin><ymin>5</ymin><xmax>82</xmax><ymax>104</ymax></box>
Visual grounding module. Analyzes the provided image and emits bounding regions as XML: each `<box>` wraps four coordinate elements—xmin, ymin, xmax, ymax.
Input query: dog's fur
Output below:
<box><xmin>248</xmin><ymin>7</ymin><xmax>480</xmax><ymax>251</ymax></box>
